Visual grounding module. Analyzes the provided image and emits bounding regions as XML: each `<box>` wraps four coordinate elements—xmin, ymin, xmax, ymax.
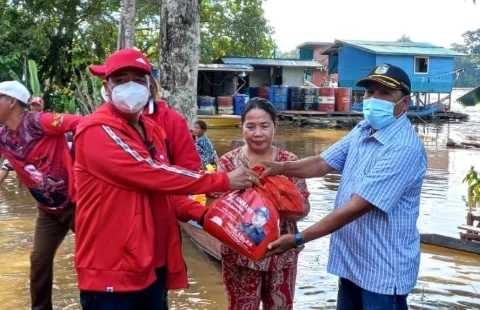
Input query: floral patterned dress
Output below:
<box><xmin>195</xmin><ymin>135</ymin><xmax>216</xmax><ymax>170</ymax></box>
<box><xmin>218</xmin><ymin>146</ymin><xmax>310</xmax><ymax>310</ymax></box>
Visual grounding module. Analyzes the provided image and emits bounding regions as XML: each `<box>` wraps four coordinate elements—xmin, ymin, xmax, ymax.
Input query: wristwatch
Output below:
<box><xmin>294</xmin><ymin>232</ymin><xmax>304</xmax><ymax>247</ymax></box>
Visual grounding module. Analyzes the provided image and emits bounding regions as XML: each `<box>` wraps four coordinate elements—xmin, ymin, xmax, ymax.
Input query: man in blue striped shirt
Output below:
<box><xmin>263</xmin><ymin>64</ymin><xmax>427</xmax><ymax>309</ymax></box>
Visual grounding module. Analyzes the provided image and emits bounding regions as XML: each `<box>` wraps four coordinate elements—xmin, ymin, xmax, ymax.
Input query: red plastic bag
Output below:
<box><xmin>203</xmin><ymin>187</ymin><xmax>280</xmax><ymax>261</ymax></box>
<box><xmin>251</xmin><ymin>165</ymin><xmax>304</xmax><ymax>219</ymax></box>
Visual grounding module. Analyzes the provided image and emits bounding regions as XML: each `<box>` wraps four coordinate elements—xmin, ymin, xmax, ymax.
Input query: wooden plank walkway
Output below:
<box><xmin>277</xmin><ymin>110</ymin><xmax>469</xmax><ymax>128</ymax></box>
<box><xmin>277</xmin><ymin>110</ymin><xmax>364</xmax><ymax>129</ymax></box>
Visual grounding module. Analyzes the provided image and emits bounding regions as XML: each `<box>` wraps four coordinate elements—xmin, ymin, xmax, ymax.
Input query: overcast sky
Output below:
<box><xmin>263</xmin><ymin>0</ymin><xmax>480</xmax><ymax>51</ymax></box>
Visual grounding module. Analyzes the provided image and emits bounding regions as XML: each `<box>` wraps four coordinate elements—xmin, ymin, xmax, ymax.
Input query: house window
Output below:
<box><xmin>304</xmin><ymin>71</ymin><xmax>312</xmax><ymax>83</ymax></box>
<box><xmin>414</xmin><ymin>56</ymin><xmax>429</xmax><ymax>74</ymax></box>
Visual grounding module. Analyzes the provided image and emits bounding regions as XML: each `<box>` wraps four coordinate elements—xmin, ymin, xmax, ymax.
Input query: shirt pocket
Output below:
<box><xmin>362</xmin><ymin>144</ymin><xmax>386</xmax><ymax>177</ymax></box>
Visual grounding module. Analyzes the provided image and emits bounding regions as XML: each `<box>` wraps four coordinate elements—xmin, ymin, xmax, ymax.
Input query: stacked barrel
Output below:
<box><xmin>197</xmin><ymin>96</ymin><xmax>216</xmax><ymax>115</ymax></box>
<box><xmin>288</xmin><ymin>87</ymin><xmax>352</xmax><ymax>112</ymax></box>
<box><xmin>197</xmin><ymin>86</ymin><xmax>352</xmax><ymax>115</ymax></box>
<box><xmin>233</xmin><ymin>94</ymin><xmax>249</xmax><ymax>115</ymax></box>
<box><xmin>248</xmin><ymin>86</ymin><xmax>288</xmax><ymax>111</ymax></box>
<box><xmin>255</xmin><ymin>86</ymin><xmax>270</xmax><ymax>100</ymax></box>
<box><xmin>334</xmin><ymin>87</ymin><xmax>352</xmax><ymax>112</ymax></box>
<box><xmin>318</xmin><ymin>88</ymin><xmax>335</xmax><ymax>112</ymax></box>
<box><xmin>269</xmin><ymin>86</ymin><xmax>289</xmax><ymax>111</ymax></box>
<box><xmin>217</xmin><ymin>96</ymin><xmax>234</xmax><ymax>114</ymax></box>
<box><xmin>289</xmin><ymin>87</ymin><xmax>318</xmax><ymax>110</ymax></box>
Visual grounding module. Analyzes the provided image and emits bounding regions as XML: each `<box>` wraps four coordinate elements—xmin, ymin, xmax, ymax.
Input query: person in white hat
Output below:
<box><xmin>0</xmin><ymin>89</ymin><xmax>46</xmax><ymax>185</ymax></box>
<box><xmin>0</xmin><ymin>80</ymin><xmax>83</xmax><ymax>310</ymax></box>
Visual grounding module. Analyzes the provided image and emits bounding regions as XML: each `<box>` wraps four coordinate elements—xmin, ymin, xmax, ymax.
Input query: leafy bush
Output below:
<box><xmin>463</xmin><ymin>166</ymin><xmax>480</xmax><ymax>211</ymax></box>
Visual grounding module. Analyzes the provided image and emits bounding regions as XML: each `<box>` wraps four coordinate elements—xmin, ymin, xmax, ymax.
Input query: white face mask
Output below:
<box><xmin>100</xmin><ymin>86</ymin><xmax>108</xmax><ymax>103</ymax></box>
<box><xmin>108</xmin><ymin>81</ymin><xmax>150</xmax><ymax>114</ymax></box>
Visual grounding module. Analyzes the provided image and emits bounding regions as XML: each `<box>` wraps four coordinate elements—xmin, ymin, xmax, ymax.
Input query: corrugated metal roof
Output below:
<box><xmin>198</xmin><ymin>63</ymin><xmax>254</xmax><ymax>72</ymax></box>
<box><xmin>219</xmin><ymin>57</ymin><xmax>323</xmax><ymax>68</ymax></box>
<box><xmin>323</xmin><ymin>39</ymin><xmax>466</xmax><ymax>57</ymax></box>
<box><xmin>296</xmin><ymin>41</ymin><xmax>334</xmax><ymax>49</ymax></box>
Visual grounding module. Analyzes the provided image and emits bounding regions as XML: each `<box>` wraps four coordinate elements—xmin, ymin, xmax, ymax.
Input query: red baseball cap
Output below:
<box><xmin>89</xmin><ymin>48</ymin><xmax>152</xmax><ymax>77</ymax></box>
<box><xmin>30</xmin><ymin>97</ymin><xmax>44</xmax><ymax>106</ymax></box>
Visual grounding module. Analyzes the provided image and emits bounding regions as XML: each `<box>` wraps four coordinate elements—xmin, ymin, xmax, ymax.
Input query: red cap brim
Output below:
<box><xmin>89</xmin><ymin>65</ymin><xmax>107</xmax><ymax>77</ymax></box>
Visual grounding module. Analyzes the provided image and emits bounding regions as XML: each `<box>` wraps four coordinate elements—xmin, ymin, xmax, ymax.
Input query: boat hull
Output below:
<box><xmin>420</xmin><ymin>233</ymin><xmax>480</xmax><ymax>255</ymax></box>
<box><xmin>197</xmin><ymin>115</ymin><xmax>241</xmax><ymax>128</ymax></box>
<box><xmin>179</xmin><ymin>220</ymin><xmax>222</xmax><ymax>261</ymax></box>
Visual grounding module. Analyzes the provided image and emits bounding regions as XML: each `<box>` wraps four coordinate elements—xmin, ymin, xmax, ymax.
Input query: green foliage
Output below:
<box><xmin>396</xmin><ymin>35</ymin><xmax>412</xmax><ymax>42</ymax></box>
<box><xmin>200</xmin><ymin>0</ymin><xmax>275</xmax><ymax>63</ymax></box>
<box><xmin>0</xmin><ymin>0</ymin><xmax>119</xmax><ymax>86</ymax></box>
<box><xmin>1</xmin><ymin>0</ymin><xmax>274</xmax><ymax>93</ymax></box>
<box><xmin>463</xmin><ymin>166</ymin><xmax>480</xmax><ymax>211</ymax></box>
<box><xmin>0</xmin><ymin>5</ymin><xmax>49</xmax><ymax>81</ymax></box>
<box><xmin>8</xmin><ymin>69</ymin><xmax>21</xmax><ymax>82</ymax></box>
<box><xmin>451</xmin><ymin>28</ymin><xmax>480</xmax><ymax>87</ymax></box>
<box><xmin>63</xmin><ymin>96</ymin><xmax>76</xmax><ymax>114</ymax></box>
<box><xmin>47</xmin><ymin>86</ymin><xmax>75</xmax><ymax>113</ymax></box>
<box><xmin>275</xmin><ymin>49</ymin><xmax>298</xmax><ymax>59</ymax></box>
<box><xmin>72</xmin><ymin>69</ymin><xmax>103</xmax><ymax>115</ymax></box>
<box><xmin>28</xmin><ymin>60</ymin><xmax>41</xmax><ymax>96</ymax></box>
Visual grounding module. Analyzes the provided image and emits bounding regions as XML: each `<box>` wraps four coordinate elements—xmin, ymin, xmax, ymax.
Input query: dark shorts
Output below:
<box><xmin>80</xmin><ymin>268</ymin><xmax>168</xmax><ymax>310</ymax></box>
<box><xmin>336</xmin><ymin>278</ymin><xmax>408</xmax><ymax>310</ymax></box>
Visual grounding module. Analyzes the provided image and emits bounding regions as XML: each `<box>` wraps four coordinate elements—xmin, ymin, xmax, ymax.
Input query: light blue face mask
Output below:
<box><xmin>362</xmin><ymin>97</ymin><xmax>404</xmax><ymax>130</ymax></box>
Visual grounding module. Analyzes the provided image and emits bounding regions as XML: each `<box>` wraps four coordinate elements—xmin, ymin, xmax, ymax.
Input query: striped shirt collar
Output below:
<box><xmin>359</xmin><ymin>113</ymin><xmax>410</xmax><ymax>146</ymax></box>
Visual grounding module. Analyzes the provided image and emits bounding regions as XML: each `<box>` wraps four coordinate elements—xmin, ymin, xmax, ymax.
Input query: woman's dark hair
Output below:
<box><xmin>241</xmin><ymin>97</ymin><xmax>276</xmax><ymax>123</ymax></box>
<box><xmin>195</xmin><ymin>120</ymin><xmax>208</xmax><ymax>131</ymax></box>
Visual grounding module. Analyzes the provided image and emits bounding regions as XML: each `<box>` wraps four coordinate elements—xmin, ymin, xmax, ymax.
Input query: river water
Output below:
<box><xmin>0</xmin><ymin>91</ymin><xmax>479</xmax><ymax>309</ymax></box>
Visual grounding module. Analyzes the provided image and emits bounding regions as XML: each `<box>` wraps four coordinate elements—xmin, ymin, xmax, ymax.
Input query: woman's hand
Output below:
<box><xmin>226</xmin><ymin>167</ymin><xmax>261</xmax><ymax>190</ymax></box>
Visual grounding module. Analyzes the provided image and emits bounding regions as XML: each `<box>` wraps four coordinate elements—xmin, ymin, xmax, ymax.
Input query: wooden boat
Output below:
<box><xmin>179</xmin><ymin>220</ymin><xmax>222</xmax><ymax>261</ymax></box>
<box><xmin>456</xmin><ymin>85</ymin><xmax>480</xmax><ymax>106</ymax></box>
<box><xmin>420</xmin><ymin>233</ymin><xmax>480</xmax><ymax>255</ymax></box>
<box><xmin>197</xmin><ymin>114</ymin><xmax>241</xmax><ymax>128</ymax></box>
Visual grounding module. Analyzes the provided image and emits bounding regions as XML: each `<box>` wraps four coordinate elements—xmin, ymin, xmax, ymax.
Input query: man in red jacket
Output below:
<box><xmin>76</xmin><ymin>48</ymin><xmax>259</xmax><ymax>310</ymax></box>
<box><xmin>94</xmin><ymin>54</ymin><xmax>202</xmax><ymax>309</ymax></box>
<box><xmin>0</xmin><ymin>80</ymin><xmax>82</xmax><ymax>310</ymax></box>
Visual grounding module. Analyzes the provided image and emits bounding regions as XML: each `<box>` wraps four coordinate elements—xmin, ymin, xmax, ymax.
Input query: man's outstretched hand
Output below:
<box><xmin>264</xmin><ymin>234</ymin><xmax>296</xmax><ymax>257</ymax></box>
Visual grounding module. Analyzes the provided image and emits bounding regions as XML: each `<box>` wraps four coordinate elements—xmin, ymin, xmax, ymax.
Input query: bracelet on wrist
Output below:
<box><xmin>294</xmin><ymin>232</ymin><xmax>303</xmax><ymax>247</ymax></box>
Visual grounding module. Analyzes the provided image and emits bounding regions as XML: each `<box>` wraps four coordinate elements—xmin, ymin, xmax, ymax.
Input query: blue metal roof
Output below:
<box><xmin>219</xmin><ymin>57</ymin><xmax>323</xmax><ymax>69</ymax></box>
<box><xmin>324</xmin><ymin>40</ymin><xmax>466</xmax><ymax>57</ymax></box>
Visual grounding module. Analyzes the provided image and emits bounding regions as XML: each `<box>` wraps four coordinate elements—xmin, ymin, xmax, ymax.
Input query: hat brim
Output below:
<box><xmin>89</xmin><ymin>65</ymin><xmax>107</xmax><ymax>77</ymax></box>
<box><xmin>30</xmin><ymin>98</ymin><xmax>44</xmax><ymax>106</ymax></box>
<box><xmin>356</xmin><ymin>76</ymin><xmax>410</xmax><ymax>94</ymax></box>
<box><xmin>89</xmin><ymin>64</ymin><xmax>151</xmax><ymax>77</ymax></box>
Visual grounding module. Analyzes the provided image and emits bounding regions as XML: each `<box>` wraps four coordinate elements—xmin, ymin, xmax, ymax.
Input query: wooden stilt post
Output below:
<box><xmin>448</xmin><ymin>92</ymin><xmax>452</xmax><ymax>111</ymax></box>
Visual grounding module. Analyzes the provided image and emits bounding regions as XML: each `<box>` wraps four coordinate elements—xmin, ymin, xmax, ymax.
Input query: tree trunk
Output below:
<box><xmin>118</xmin><ymin>0</ymin><xmax>136</xmax><ymax>49</ymax></box>
<box><xmin>159</xmin><ymin>0</ymin><xmax>200</xmax><ymax>127</ymax></box>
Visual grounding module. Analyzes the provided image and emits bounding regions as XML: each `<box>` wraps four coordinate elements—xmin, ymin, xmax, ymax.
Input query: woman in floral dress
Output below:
<box><xmin>217</xmin><ymin>97</ymin><xmax>310</xmax><ymax>310</ymax></box>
